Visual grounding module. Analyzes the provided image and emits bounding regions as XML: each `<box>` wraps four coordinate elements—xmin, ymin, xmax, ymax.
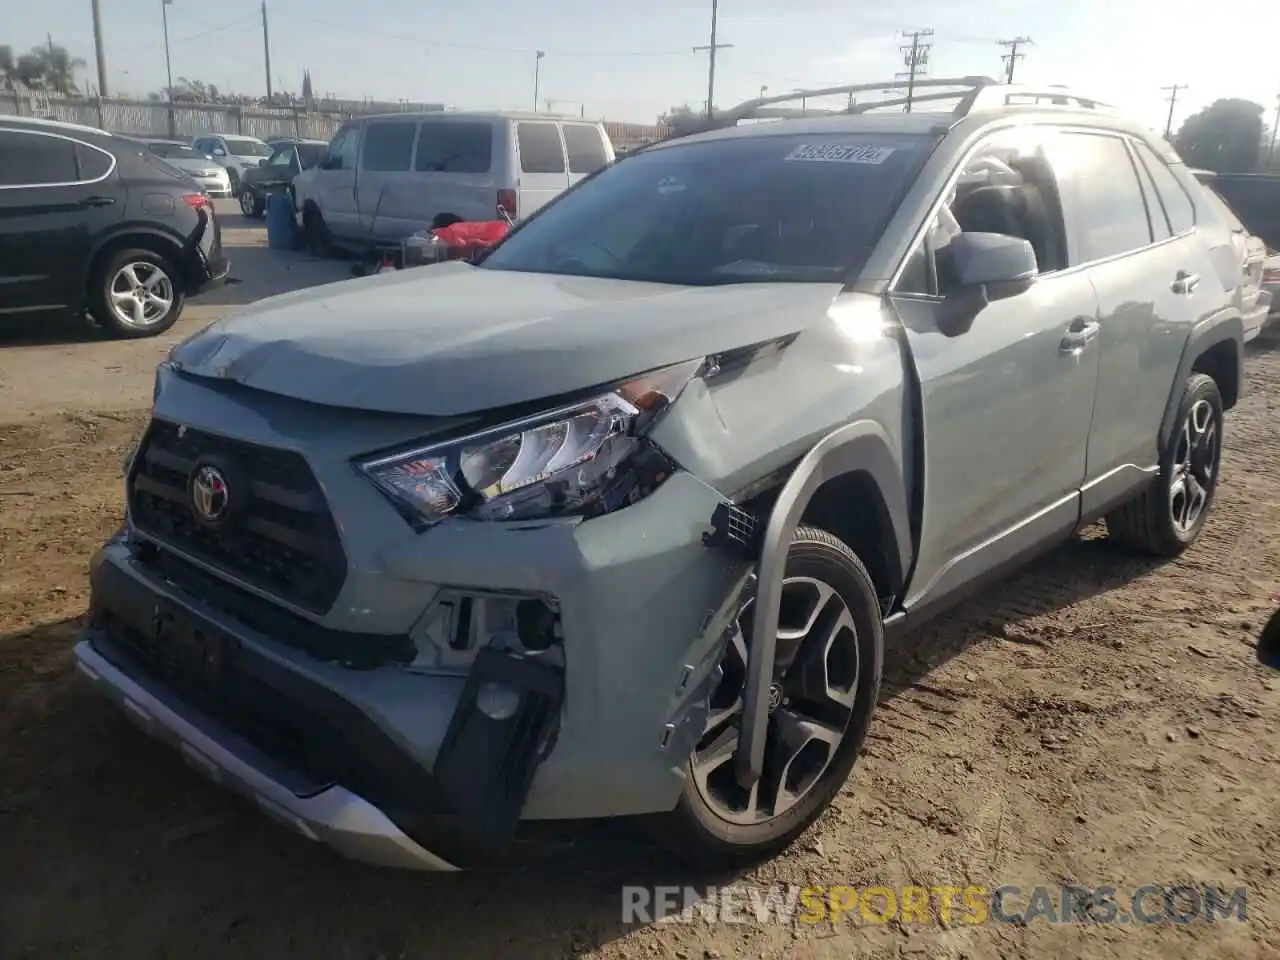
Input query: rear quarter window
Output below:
<box><xmin>563</xmin><ymin>124</ymin><xmax>609</xmax><ymax>174</ymax></box>
<box><xmin>76</xmin><ymin>144</ymin><xmax>114</xmax><ymax>180</ymax></box>
<box><xmin>517</xmin><ymin>122</ymin><xmax>566</xmax><ymax>174</ymax></box>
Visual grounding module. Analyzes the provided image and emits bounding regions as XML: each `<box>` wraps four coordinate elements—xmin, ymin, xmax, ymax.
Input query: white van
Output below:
<box><xmin>292</xmin><ymin>111</ymin><xmax>614</xmax><ymax>254</ymax></box>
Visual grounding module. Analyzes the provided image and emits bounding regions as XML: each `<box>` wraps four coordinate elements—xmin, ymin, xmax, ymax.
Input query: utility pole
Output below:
<box><xmin>160</xmin><ymin>1</ymin><xmax>174</xmax><ymax>101</ymax></box>
<box><xmin>998</xmin><ymin>36</ymin><xmax>1031</xmax><ymax>84</ymax></box>
<box><xmin>1161</xmin><ymin>83</ymin><xmax>1187</xmax><ymax>138</ymax></box>
<box><xmin>91</xmin><ymin>0</ymin><xmax>109</xmax><ymax>97</ymax></box>
<box><xmin>897</xmin><ymin>29</ymin><xmax>933</xmax><ymax>114</ymax></box>
<box><xmin>1267</xmin><ymin>94</ymin><xmax>1280</xmax><ymax>172</ymax></box>
<box><xmin>532</xmin><ymin>50</ymin><xmax>544</xmax><ymax>111</ymax></box>
<box><xmin>693</xmin><ymin>0</ymin><xmax>734</xmax><ymax>123</ymax></box>
<box><xmin>261</xmin><ymin>0</ymin><xmax>273</xmax><ymax>100</ymax></box>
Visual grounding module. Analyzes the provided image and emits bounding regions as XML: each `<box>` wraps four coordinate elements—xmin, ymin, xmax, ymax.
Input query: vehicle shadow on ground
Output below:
<box><xmin>198</xmin><ymin>244</ymin><xmax>354</xmax><ymax>310</ymax></box>
<box><xmin>0</xmin><ymin>312</ymin><xmax>106</xmax><ymax>348</ymax></box>
<box><xmin>0</xmin><ymin>529</ymin><xmax>1169</xmax><ymax>958</ymax></box>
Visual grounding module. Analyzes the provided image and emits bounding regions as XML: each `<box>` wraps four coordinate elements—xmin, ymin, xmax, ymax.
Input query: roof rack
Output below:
<box><xmin>666</xmin><ymin>77</ymin><xmax>1114</xmax><ymax>136</ymax></box>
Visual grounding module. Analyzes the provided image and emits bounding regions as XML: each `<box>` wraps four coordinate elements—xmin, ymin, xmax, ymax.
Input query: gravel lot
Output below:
<box><xmin>1</xmin><ymin>204</ymin><xmax>1277</xmax><ymax>959</ymax></box>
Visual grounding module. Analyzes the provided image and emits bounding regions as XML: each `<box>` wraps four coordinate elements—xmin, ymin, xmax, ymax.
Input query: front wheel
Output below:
<box><xmin>1107</xmin><ymin>372</ymin><xmax>1223</xmax><ymax>556</ymax></box>
<box><xmin>647</xmin><ymin>526</ymin><xmax>884</xmax><ymax>869</ymax></box>
<box><xmin>239</xmin><ymin>186</ymin><xmax>263</xmax><ymax>218</ymax></box>
<box><xmin>86</xmin><ymin>248</ymin><xmax>186</xmax><ymax>339</ymax></box>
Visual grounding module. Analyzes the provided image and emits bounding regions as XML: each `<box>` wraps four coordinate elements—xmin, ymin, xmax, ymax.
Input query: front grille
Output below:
<box><xmin>128</xmin><ymin>419</ymin><xmax>347</xmax><ymax>614</ymax></box>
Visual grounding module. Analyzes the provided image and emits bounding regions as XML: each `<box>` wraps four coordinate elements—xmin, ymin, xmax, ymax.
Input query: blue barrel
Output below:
<box><xmin>265</xmin><ymin>191</ymin><xmax>298</xmax><ymax>250</ymax></box>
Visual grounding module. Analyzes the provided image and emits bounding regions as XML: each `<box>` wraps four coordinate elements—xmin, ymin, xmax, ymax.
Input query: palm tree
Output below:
<box><xmin>31</xmin><ymin>42</ymin><xmax>85</xmax><ymax>95</ymax></box>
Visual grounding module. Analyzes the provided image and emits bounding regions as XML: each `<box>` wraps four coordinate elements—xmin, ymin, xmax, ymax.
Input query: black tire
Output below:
<box><xmin>647</xmin><ymin>525</ymin><xmax>884</xmax><ymax>869</ymax></box>
<box><xmin>1107</xmin><ymin>372</ymin><xmax>1223</xmax><ymax>556</ymax></box>
<box><xmin>302</xmin><ymin>205</ymin><xmax>333</xmax><ymax>258</ymax></box>
<box><xmin>86</xmin><ymin>247</ymin><xmax>186</xmax><ymax>339</ymax></box>
<box><xmin>239</xmin><ymin>186</ymin><xmax>264</xmax><ymax>219</ymax></box>
<box><xmin>226</xmin><ymin>168</ymin><xmax>240</xmax><ymax>195</ymax></box>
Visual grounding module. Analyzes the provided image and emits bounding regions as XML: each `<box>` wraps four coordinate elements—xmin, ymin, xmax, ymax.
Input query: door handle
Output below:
<box><xmin>1171</xmin><ymin>271</ymin><xmax>1200</xmax><ymax>295</ymax></box>
<box><xmin>1059</xmin><ymin>317</ymin><xmax>1100</xmax><ymax>354</ymax></box>
<box><xmin>77</xmin><ymin>196</ymin><xmax>116</xmax><ymax>207</ymax></box>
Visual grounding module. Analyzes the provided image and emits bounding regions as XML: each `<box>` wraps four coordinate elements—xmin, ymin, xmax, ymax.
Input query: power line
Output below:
<box><xmin>693</xmin><ymin>0</ymin><xmax>734</xmax><ymax>122</ymax></box>
<box><xmin>897</xmin><ymin>29</ymin><xmax>933</xmax><ymax>114</ymax></box>
<box><xmin>1161</xmin><ymin>83</ymin><xmax>1187</xmax><ymax>138</ymax></box>
<box><xmin>998</xmin><ymin>36</ymin><xmax>1031</xmax><ymax>84</ymax></box>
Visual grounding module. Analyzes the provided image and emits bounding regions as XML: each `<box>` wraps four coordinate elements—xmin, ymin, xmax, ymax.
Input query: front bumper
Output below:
<box><xmin>77</xmin><ymin>456</ymin><xmax>748</xmax><ymax>866</ymax></box>
<box><xmin>75</xmin><ymin>635</ymin><xmax>457</xmax><ymax>871</ymax></box>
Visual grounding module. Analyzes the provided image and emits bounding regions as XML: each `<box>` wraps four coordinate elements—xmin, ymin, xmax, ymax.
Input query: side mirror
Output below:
<box><xmin>258</xmin><ymin>158</ymin><xmax>267</xmax><ymax>166</ymax></box>
<box><xmin>938</xmin><ymin>232</ymin><xmax>1038</xmax><ymax>336</ymax></box>
<box><xmin>212</xmin><ymin>147</ymin><xmax>227</xmax><ymax>157</ymax></box>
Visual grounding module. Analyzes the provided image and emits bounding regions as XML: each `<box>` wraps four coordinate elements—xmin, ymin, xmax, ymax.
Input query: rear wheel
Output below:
<box><xmin>1107</xmin><ymin>372</ymin><xmax>1223</xmax><ymax>556</ymax></box>
<box><xmin>87</xmin><ymin>248</ymin><xmax>185</xmax><ymax>339</ymax></box>
<box><xmin>648</xmin><ymin>526</ymin><xmax>884</xmax><ymax>869</ymax></box>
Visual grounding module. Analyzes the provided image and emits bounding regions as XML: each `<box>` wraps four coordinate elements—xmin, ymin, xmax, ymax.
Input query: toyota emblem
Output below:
<box><xmin>189</xmin><ymin>464</ymin><xmax>231</xmax><ymax>524</ymax></box>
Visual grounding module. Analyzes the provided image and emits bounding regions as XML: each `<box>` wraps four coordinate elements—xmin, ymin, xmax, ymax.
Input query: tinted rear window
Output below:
<box><xmin>77</xmin><ymin>144</ymin><xmax>113</xmax><ymax>180</ymax></box>
<box><xmin>0</xmin><ymin>130</ymin><xmax>78</xmax><ymax>185</ymax></box>
<box><xmin>517</xmin><ymin>122</ymin><xmax>565</xmax><ymax>174</ymax></box>
<box><xmin>414</xmin><ymin>121</ymin><xmax>492</xmax><ymax>173</ymax></box>
<box><xmin>362</xmin><ymin>121</ymin><xmax>416</xmax><ymax>171</ymax></box>
<box><xmin>563</xmin><ymin>124</ymin><xmax>609</xmax><ymax>174</ymax></box>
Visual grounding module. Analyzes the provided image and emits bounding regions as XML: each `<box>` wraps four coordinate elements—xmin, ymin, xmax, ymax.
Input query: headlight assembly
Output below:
<box><xmin>357</xmin><ymin>360</ymin><xmax>700</xmax><ymax>528</ymax></box>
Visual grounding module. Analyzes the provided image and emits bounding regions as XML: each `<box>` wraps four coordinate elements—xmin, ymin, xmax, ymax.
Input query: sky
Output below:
<box><xmin>2</xmin><ymin>0</ymin><xmax>1277</xmax><ymax>134</ymax></box>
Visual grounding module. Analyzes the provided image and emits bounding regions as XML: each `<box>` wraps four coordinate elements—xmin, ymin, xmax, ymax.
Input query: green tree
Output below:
<box><xmin>1175</xmin><ymin>98</ymin><xmax>1266</xmax><ymax>173</ymax></box>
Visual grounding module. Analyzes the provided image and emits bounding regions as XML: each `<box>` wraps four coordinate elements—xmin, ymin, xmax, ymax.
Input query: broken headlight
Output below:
<box><xmin>357</xmin><ymin>361</ymin><xmax>699</xmax><ymax>528</ymax></box>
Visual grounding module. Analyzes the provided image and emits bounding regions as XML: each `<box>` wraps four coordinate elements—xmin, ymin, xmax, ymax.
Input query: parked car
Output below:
<box><xmin>1192</xmin><ymin>168</ymin><xmax>1272</xmax><ymax>339</ymax></box>
<box><xmin>189</xmin><ymin>133</ymin><xmax>271</xmax><ymax>194</ymax></box>
<box><xmin>75</xmin><ymin>79</ymin><xmax>1243</xmax><ymax>873</ymax></box>
<box><xmin>0</xmin><ymin>116</ymin><xmax>227</xmax><ymax>338</ymax></box>
<box><xmin>237</xmin><ymin>138</ymin><xmax>327</xmax><ymax>218</ymax></box>
<box><xmin>134</xmin><ymin>137</ymin><xmax>233</xmax><ymax>197</ymax></box>
<box><xmin>291</xmin><ymin>111</ymin><xmax>614</xmax><ymax>256</ymax></box>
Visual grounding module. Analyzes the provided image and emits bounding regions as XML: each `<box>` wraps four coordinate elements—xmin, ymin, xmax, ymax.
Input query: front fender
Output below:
<box><xmin>736</xmin><ymin>418</ymin><xmax>910</xmax><ymax>787</ymax></box>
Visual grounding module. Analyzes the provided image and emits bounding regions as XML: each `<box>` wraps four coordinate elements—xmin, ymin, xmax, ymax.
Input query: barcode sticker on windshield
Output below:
<box><xmin>784</xmin><ymin>143</ymin><xmax>895</xmax><ymax>164</ymax></box>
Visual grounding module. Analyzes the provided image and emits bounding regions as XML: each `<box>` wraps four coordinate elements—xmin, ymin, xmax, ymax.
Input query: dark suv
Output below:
<box><xmin>0</xmin><ymin>117</ymin><xmax>228</xmax><ymax>339</ymax></box>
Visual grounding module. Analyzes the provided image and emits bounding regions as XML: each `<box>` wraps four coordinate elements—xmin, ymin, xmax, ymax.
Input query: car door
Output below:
<box><xmin>0</xmin><ymin>129</ymin><xmax>122</xmax><ymax>313</ymax></box>
<box><xmin>315</xmin><ymin>124</ymin><xmax>361</xmax><ymax>240</ymax></box>
<box><xmin>356</xmin><ymin>118</ymin><xmax>418</xmax><ymax>242</ymax></box>
<box><xmin>1052</xmin><ymin>131</ymin><xmax>1220</xmax><ymax>516</ymax></box>
<box><xmin>515</xmin><ymin>120</ymin><xmax>571</xmax><ymax>216</ymax></box>
<box><xmin>890</xmin><ymin>125</ymin><xmax>1101</xmax><ymax>613</ymax></box>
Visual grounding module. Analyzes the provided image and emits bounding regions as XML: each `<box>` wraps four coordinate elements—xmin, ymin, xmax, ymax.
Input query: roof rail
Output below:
<box><xmin>716</xmin><ymin>76</ymin><xmax>997</xmax><ymax>125</ymax></box>
<box><xmin>953</xmin><ymin>83</ymin><xmax>1113</xmax><ymax>116</ymax></box>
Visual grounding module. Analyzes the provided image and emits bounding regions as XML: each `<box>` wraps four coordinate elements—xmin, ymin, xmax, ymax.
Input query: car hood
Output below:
<box><xmin>170</xmin><ymin>263</ymin><xmax>845</xmax><ymax>416</ymax></box>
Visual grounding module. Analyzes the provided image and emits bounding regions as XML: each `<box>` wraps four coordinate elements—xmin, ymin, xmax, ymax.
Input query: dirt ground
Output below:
<box><xmin>1</xmin><ymin>208</ymin><xmax>1277</xmax><ymax>959</ymax></box>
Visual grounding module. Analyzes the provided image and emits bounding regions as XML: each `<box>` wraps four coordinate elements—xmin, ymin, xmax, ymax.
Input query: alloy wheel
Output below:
<box><xmin>690</xmin><ymin>575</ymin><xmax>860</xmax><ymax>825</ymax></box>
<box><xmin>108</xmin><ymin>261</ymin><xmax>175</xmax><ymax>329</ymax></box>
<box><xmin>239</xmin><ymin>188</ymin><xmax>257</xmax><ymax>216</ymax></box>
<box><xmin>1169</xmin><ymin>398</ymin><xmax>1218</xmax><ymax>536</ymax></box>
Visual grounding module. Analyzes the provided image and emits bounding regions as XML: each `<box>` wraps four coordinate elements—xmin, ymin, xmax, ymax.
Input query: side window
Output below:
<box><xmin>0</xmin><ymin>131</ymin><xmax>79</xmax><ymax>186</ymax></box>
<box><xmin>326</xmin><ymin>127</ymin><xmax>359</xmax><ymax>170</ymax></box>
<box><xmin>360</xmin><ymin>121</ymin><xmax>416</xmax><ymax>172</ymax></box>
<box><xmin>1053</xmin><ymin>133</ymin><xmax>1153</xmax><ymax>264</ymax></box>
<box><xmin>75</xmin><ymin>144</ymin><xmax>113</xmax><ymax>181</ymax></box>
<box><xmin>896</xmin><ymin>127</ymin><xmax>1069</xmax><ymax>297</ymax></box>
<box><xmin>413</xmin><ymin>121</ymin><xmax>493</xmax><ymax>173</ymax></box>
<box><xmin>267</xmin><ymin>147</ymin><xmax>293</xmax><ymax>168</ymax></box>
<box><xmin>517</xmin><ymin>121</ymin><xmax>566</xmax><ymax>174</ymax></box>
<box><xmin>563</xmin><ymin>124</ymin><xmax>609</xmax><ymax>174</ymax></box>
<box><xmin>1131</xmin><ymin>140</ymin><xmax>1195</xmax><ymax>235</ymax></box>
<box><xmin>1129</xmin><ymin>145</ymin><xmax>1171</xmax><ymax>241</ymax></box>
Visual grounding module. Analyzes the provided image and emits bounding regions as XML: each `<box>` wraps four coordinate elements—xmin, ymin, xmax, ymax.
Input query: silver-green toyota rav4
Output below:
<box><xmin>75</xmin><ymin>78</ymin><xmax>1245</xmax><ymax>871</ymax></box>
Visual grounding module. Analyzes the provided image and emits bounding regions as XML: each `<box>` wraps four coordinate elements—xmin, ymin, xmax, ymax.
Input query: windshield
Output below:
<box><xmin>480</xmin><ymin>132</ymin><xmax>933</xmax><ymax>285</ymax></box>
<box><xmin>224</xmin><ymin>137</ymin><xmax>270</xmax><ymax>157</ymax></box>
<box><xmin>147</xmin><ymin>142</ymin><xmax>200</xmax><ymax>160</ymax></box>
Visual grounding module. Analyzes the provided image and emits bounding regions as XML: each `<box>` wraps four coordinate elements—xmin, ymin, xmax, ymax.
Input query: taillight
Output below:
<box><xmin>1263</xmin><ymin>268</ymin><xmax>1280</xmax><ymax>284</ymax></box>
<box><xmin>182</xmin><ymin>193</ymin><xmax>210</xmax><ymax>210</ymax></box>
<box><xmin>496</xmin><ymin>188</ymin><xmax>517</xmax><ymax>220</ymax></box>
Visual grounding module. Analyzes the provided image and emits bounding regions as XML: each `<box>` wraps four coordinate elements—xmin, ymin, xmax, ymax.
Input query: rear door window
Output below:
<box><xmin>360</xmin><ymin>121</ymin><xmax>416</xmax><ymax>172</ymax></box>
<box><xmin>563</xmin><ymin>124</ymin><xmax>609</xmax><ymax>174</ymax></box>
<box><xmin>0</xmin><ymin>131</ymin><xmax>79</xmax><ymax>186</ymax></box>
<box><xmin>1131</xmin><ymin>140</ymin><xmax>1195</xmax><ymax>235</ymax></box>
<box><xmin>414</xmin><ymin>120</ymin><xmax>493</xmax><ymax>173</ymax></box>
<box><xmin>517</xmin><ymin>122</ymin><xmax>566</xmax><ymax>174</ymax></box>
<box><xmin>1054</xmin><ymin>132</ymin><xmax>1154</xmax><ymax>264</ymax></box>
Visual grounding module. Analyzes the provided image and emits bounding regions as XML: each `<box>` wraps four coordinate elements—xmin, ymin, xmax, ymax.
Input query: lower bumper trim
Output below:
<box><xmin>74</xmin><ymin>640</ymin><xmax>458</xmax><ymax>872</ymax></box>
